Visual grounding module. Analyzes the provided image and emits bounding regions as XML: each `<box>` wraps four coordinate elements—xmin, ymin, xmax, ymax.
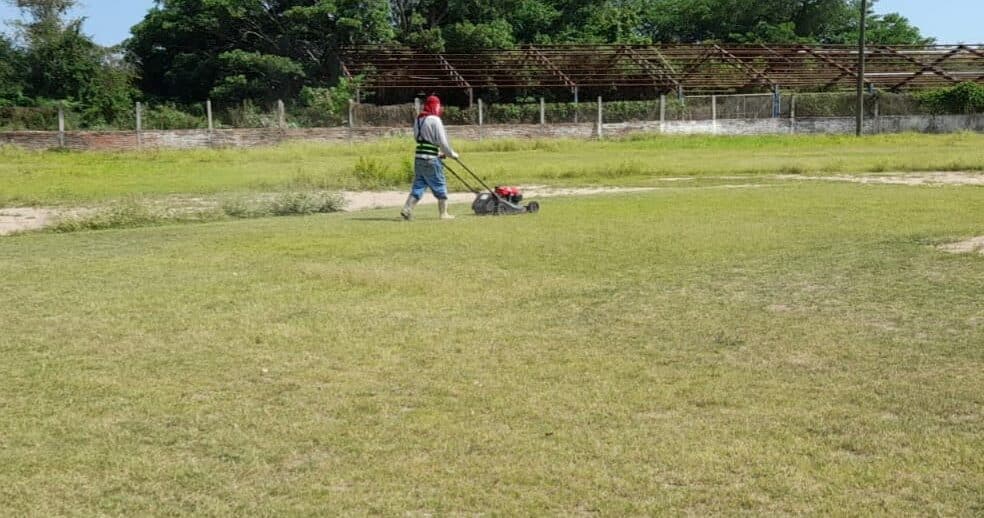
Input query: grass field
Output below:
<box><xmin>1</xmin><ymin>134</ymin><xmax>983</xmax><ymax>514</ymax></box>
<box><xmin>1</xmin><ymin>133</ymin><xmax>983</xmax><ymax>207</ymax></box>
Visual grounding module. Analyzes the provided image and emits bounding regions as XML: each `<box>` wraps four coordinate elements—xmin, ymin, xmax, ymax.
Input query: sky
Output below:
<box><xmin>0</xmin><ymin>0</ymin><xmax>981</xmax><ymax>46</ymax></box>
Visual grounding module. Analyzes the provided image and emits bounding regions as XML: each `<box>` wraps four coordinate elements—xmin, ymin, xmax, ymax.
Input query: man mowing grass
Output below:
<box><xmin>401</xmin><ymin>95</ymin><xmax>459</xmax><ymax>221</ymax></box>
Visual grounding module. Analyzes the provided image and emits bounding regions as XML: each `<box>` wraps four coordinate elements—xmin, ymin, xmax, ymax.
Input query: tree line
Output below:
<box><xmin>1</xmin><ymin>0</ymin><xmax>932</xmax><ymax>127</ymax></box>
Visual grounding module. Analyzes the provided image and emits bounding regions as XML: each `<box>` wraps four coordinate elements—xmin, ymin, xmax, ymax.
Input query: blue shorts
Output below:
<box><xmin>410</xmin><ymin>157</ymin><xmax>449</xmax><ymax>200</ymax></box>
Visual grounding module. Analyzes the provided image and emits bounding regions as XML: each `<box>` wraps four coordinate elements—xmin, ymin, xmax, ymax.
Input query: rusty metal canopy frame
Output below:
<box><xmin>338</xmin><ymin>44</ymin><xmax>984</xmax><ymax>96</ymax></box>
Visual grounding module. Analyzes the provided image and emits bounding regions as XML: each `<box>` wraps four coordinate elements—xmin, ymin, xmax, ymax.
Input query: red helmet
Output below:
<box><xmin>420</xmin><ymin>95</ymin><xmax>442</xmax><ymax>118</ymax></box>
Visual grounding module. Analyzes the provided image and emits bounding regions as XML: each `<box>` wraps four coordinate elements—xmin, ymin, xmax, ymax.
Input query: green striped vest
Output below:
<box><xmin>415</xmin><ymin>118</ymin><xmax>440</xmax><ymax>157</ymax></box>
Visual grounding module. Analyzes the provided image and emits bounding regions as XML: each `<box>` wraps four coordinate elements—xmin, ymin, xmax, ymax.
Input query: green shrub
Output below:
<box><xmin>0</xmin><ymin>106</ymin><xmax>58</xmax><ymax>130</ymax></box>
<box><xmin>295</xmin><ymin>77</ymin><xmax>363</xmax><ymax>127</ymax></box>
<box><xmin>916</xmin><ymin>82</ymin><xmax>984</xmax><ymax>115</ymax></box>
<box><xmin>442</xmin><ymin>105</ymin><xmax>477</xmax><ymax>125</ymax></box>
<box><xmin>143</xmin><ymin>104</ymin><xmax>207</xmax><ymax>130</ymax></box>
<box><xmin>222</xmin><ymin>100</ymin><xmax>276</xmax><ymax>128</ymax></box>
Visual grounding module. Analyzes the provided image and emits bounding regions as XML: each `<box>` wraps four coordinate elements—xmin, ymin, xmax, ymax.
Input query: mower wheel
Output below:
<box><xmin>526</xmin><ymin>201</ymin><xmax>540</xmax><ymax>213</ymax></box>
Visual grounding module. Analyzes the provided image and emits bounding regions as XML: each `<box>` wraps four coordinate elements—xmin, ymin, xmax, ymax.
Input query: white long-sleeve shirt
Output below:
<box><xmin>414</xmin><ymin>116</ymin><xmax>458</xmax><ymax>159</ymax></box>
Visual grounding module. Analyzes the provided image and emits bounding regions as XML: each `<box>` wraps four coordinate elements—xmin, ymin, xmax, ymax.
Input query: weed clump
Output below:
<box><xmin>50</xmin><ymin>200</ymin><xmax>166</xmax><ymax>232</ymax></box>
<box><xmin>47</xmin><ymin>191</ymin><xmax>347</xmax><ymax>233</ymax></box>
<box><xmin>271</xmin><ymin>191</ymin><xmax>346</xmax><ymax>215</ymax></box>
<box><xmin>221</xmin><ymin>197</ymin><xmax>272</xmax><ymax>219</ymax></box>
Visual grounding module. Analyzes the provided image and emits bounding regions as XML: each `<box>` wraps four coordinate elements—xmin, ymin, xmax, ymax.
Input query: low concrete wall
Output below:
<box><xmin>612</xmin><ymin>114</ymin><xmax>984</xmax><ymax>136</ymax></box>
<box><xmin>1</xmin><ymin>114</ymin><xmax>980</xmax><ymax>151</ymax></box>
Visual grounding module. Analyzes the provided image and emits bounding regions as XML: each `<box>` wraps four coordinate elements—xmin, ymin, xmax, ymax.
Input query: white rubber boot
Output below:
<box><xmin>401</xmin><ymin>195</ymin><xmax>419</xmax><ymax>220</ymax></box>
<box><xmin>438</xmin><ymin>199</ymin><xmax>455</xmax><ymax>220</ymax></box>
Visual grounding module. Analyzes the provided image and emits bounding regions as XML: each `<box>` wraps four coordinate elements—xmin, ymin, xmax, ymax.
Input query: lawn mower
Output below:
<box><xmin>444</xmin><ymin>158</ymin><xmax>540</xmax><ymax>216</ymax></box>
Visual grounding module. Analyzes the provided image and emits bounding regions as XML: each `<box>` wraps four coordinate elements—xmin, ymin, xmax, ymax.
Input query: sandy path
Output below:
<box><xmin>0</xmin><ymin>208</ymin><xmax>54</xmax><ymax>236</ymax></box>
<box><xmin>778</xmin><ymin>171</ymin><xmax>984</xmax><ymax>187</ymax></box>
<box><xmin>340</xmin><ymin>186</ymin><xmax>657</xmax><ymax>211</ymax></box>
<box><xmin>938</xmin><ymin>237</ymin><xmax>984</xmax><ymax>256</ymax></box>
<box><xmin>0</xmin><ymin>187</ymin><xmax>658</xmax><ymax>235</ymax></box>
<box><xmin>2</xmin><ymin>172</ymin><xmax>980</xmax><ymax>236</ymax></box>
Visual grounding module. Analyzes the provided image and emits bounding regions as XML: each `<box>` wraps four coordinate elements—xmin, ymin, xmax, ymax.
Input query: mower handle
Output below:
<box><xmin>449</xmin><ymin>157</ymin><xmax>498</xmax><ymax>196</ymax></box>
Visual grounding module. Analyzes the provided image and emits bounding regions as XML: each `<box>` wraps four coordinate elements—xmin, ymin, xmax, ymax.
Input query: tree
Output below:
<box><xmin>834</xmin><ymin>11</ymin><xmax>935</xmax><ymax>45</ymax></box>
<box><xmin>2</xmin><ymin>0</ymin><xmax>136</xmax><ymax>124</ymax></box>
<box><xmin>384</xmin><ymin>0</ymin><xmax>930</xmax><ymax>48</ymax></box>
<box><xmin>444</xmin><ymin>20</ymin><xmax>516</xmax><ymax>51</ymax></box>
<box><xmin>0</xmin><ymin>34</ymin><xmax>27</xmax><ymax>105</ymax></box>
<box><xmin>6</xmin><ymin>0</ymin><xmax>73</xmax><ymax>34</ymax></box>
<box><xmin>210</xmin><ymin>50</ymin><xmax>307</xmax><ymax>102</ymax></box>
<box><xmin>123</xmin><ymin>0</ymin><xmax>932</xmax><ymax>106</ymax></box>
<box><xmin>127</xmin><ymin>0</ymin><xmax>394</xmax><ymax>103</ymax></box>
<box><xmin>22</xmin><ymin>18</ymin><xmax>102</xmax><ymax>100</ymax></box>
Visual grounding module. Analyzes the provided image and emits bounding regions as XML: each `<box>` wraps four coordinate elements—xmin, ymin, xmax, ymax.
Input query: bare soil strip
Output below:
<box><xmin>778</xmin><ymin>172</ymin><xmax>984</xmax><ymax>187</ymax></box>
<box><xmin>3</xmin><ymin>172</ymin><xmax>980</xmax><ymax>236</ymax></box>
<box><xmin>340</xmin><ymin>186</ymin><xmax>658</xmax><ymax>212</ymax></box>
<box><xmin>938</xmin><ymin>237</ymin><xmax>984</xmax><ymax>256</ymax></box>
<box><xmin>0</xmin><ymin>187</ymin><xmax>659</xmax><ymax>235</ymax></box>
<box><xmin>0</xmin><ymin>208</ymin><xmax>53</xmax><ymax>236</ymax></box>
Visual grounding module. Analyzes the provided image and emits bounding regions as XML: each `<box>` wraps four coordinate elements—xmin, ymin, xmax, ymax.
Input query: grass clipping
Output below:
<box><xmin>49</xmin><ymin>191</ymin><xmax>346</xmax><ymax>233</ymax></box>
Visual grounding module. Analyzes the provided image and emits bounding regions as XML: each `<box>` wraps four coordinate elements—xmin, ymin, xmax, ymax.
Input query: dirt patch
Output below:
<box><xmin>938</xmin><ymin>237</ymin><xmax>984</xmax><ymax>256</ymax></box>
<box><xmin>779</xmin><ymin>171</ymin><xmax>984</xmax><ymax>186</ymax></box>
<box><xmin>0</xmin><ymin>208</ymin><xmax>54</xmax><ymax>236</ymax></box>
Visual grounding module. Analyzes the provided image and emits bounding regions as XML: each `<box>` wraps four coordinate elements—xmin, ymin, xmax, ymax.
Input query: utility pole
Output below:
<box><xmin>856</xmin><ymin>0</ymin><xmax>868</xmax><ymax>137</ymax></box>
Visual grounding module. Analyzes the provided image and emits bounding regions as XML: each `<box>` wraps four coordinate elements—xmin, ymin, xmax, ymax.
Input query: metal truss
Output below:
<box><xmin>338</xmin><ymin>44</ymin><xmax>984</xmax><ymax>96</ymax></box>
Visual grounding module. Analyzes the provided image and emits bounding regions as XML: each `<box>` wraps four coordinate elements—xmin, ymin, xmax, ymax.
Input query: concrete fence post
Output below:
<box><xmin>277</xmin><ymin>99</ymin><xmax>286</xmax><ymax>130</ymax></box>
<box><xmin>348</xmin><ymin>99</ymin><xmax>355</xmax><ymax>128</ymax></box>
<box><xmin>540</xmin><ymin>97</ymin><xmax>545</xmax><ymax>125</ymax></box>
<box><xmin>414</xmin><ymin>97</ymin><xmax>421</xmax><ymax>116</ymax></box>
<box><xmin>659</xmin><ymin>94</ymin><xmax>666</xmax><ymax>132</ymax></box>
<box><xmin>711</xmin><ymin>95</ymin><xmax>718</xmax><ymax>134</ymax></box>
<box><xmin>772</xmin><ymin>86</ymin><xmax>782</xmax><ymax>119</ymax></box>
<box><xmin>596</xmin><ymin>96</ymin><xmax>603</xmax><ymax>139</ymax></box>
<box><xmin>205</xmin><ymin>99</ymin><xmax>214</xmax><ymax>147</ymax></box>
<box><xmin>478</xmin><ymin>98</ymin><xmax>484</xmax><ymax>140</ymax></box>
<box><xmin>873</xmin><ymin>95</ymin><xmax>880</xmax><ymax>134</ymax></box>
<box><xmin>573</xmin><ymin>86</ymin><xmax>579</xmax><ymax>124</ymax></box>
<box><xmin>790</xmin><ymin>95</ymin><xmax>797</xmax><ymax>134</ymax></box>
<box><xmin>135</xmin><ymin>102</ymin><xmax>143</xmax><ymax>150</ymax></box>
<box><xmin>57</xmin><ymin>104</ymin><xmax>65</xmax><ymax>148</ymax></box>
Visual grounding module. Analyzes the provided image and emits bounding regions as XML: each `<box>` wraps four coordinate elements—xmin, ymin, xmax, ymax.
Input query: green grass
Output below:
<box><xmin>2</xmin><ymin>132</ymin><xmax>983</xmax><ymax>207</ymax></box>
<box><xmin>1</xmin><ymin>183</ymin><xmax>982</xmax><ymax>514</ymax></box>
